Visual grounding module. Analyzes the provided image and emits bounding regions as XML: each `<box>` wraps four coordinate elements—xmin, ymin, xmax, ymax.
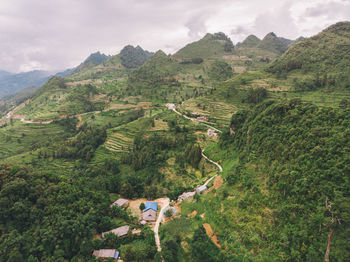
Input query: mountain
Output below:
<box><xmin>278</xmin><ymin>36</ymin><xmax>294</xmax><ymax>46</ymax></box>
<box><xmin>120</xmin><ymin>45</ymin><xmax>153</xmax><ymax>68</ymax></box>
<box><xmin>72</xmin><ymin>51</ymin><xmax>109</xmax><ymax>73</ymax></box>
<box><xmin>0</xmin><ymin>70</ymin><xmax>52</xmax><ymax>99</ymax></box>
<box><xmin>1</xmin><ymin>21</ymin><xmax>350</xmax><ymax>262</ymax></box>
<box><xmin>257</xmin><ymin>32</ymin><xmax>289</xmax><ymax>54</ymax></box>
<box><xmin>267</xmin><ymin>21</ymin><xmax>350</xmax><ymax>76</ymax></box>
<box><xmin>240</xmin><ymin>35</ymin><xmax>261</xmax><ymax>47</ymax></box>
<box><xmin>55</xmin><ymin>68</ymin><xmax>75</xmax><ymax>77</ymax></box>
<box><xmin>173</xmin><ymin>32</ymin><xmax>234</xmax><ymax>60</ymax></box>
<box><xmin>0</xmin><ymin>70</ymin><xmax>13</xmax><ymax>78</ymax></box>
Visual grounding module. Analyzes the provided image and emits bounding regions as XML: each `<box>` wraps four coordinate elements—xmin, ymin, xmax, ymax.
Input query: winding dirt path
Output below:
<box><xmin>167</xmin><ymin>103</ymin><xmax>222</xmax><ymax>133</ymax></box>
<box><xmin>154</xmin><ymin>198</ymin><xmax>170</xmax><ymax>253</ymax></box>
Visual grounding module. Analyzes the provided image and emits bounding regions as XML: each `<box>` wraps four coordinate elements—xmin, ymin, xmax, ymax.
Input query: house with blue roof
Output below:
<box><xmin>144</xmin><ymin>201</ymin><xmax>157</xmax><ymax>211</ymax></box>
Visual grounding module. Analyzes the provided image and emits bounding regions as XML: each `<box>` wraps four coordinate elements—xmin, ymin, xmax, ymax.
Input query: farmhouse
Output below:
<box><xmin>166</xmin><ymin>103</ymin><xmax>176</xmax><ymax>110</ymax></box>
<box><xmin>196</xmin><ymin>185</ymin><xmax>207</xmax><ymax>194</ymax></box>
<box><xmin>142</xmin><ymin>209</ymin><xmax>157</xmax><ymax>221</ymax></box>
<box><xmin>178</xmin><ymin>191</ymin><xmax>196</xmax><ymax>202</ymax></box>
<box><xmin>197</xmin><ymin>116</ymin><xmax>208</xmax><ymax>121</ymax></box>
<box><xmin>110</xmin><ymin>198</ymin><xmax>129</xmax><ymax>208</ymax></box>
<box><xmin>92</xmin><ymin>249</ymin><xmax>119</xmax><ymax>260</ymax></box>
<box><xmin>102</xmin><ymin>225</ymin><xmax>130</xmax><ymax>238</ymax></box>
<box><xmin>207</xmin><ymin>129</ymin><xmax>217</xmax><ymax>136</ymax></box>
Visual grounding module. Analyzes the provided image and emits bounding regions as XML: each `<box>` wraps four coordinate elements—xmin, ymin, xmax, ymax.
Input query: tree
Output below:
<box><xmin>123</xmin><ymin>245</ymin><xmax>136</xmax><ymax>262</ymax></box>
<box><xmin>139</xmin><ymin>202</ymin><xmax>145</xmax><ymax>211</ymax></box>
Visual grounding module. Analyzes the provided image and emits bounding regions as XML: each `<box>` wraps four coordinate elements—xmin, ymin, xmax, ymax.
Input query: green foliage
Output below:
<box><xmin>173</xmin><ymin>32</ymin><xmax>233</xmax><ymax>60</ymax></box>
<box><xmin>120</xmin><ymin>45</ymin><xmax>153</xmax><ymax>68</ymax></box>
<box><xmin>240</xmin><ymin>35</ymin><xmax>261</xmax><ymax>48</ymax></box>
<box><xmin>190</xmin><ymin>226</ymin><xmax>220</xmax><ymax>262</ymax></box>
<box><xmin>57</xmin><ymin>125</ymin><xmax>107</xmax><ymax>161</ymax></box>
<box><xmin>267</xmin><ymin>22</ymin><xmax>350</xmax><ymax>78</ymax></box>
<box><xmin>223</xmin><ymin>99</ymin><xmax>350</xmax><ymax>260</ymax></box>
<box><xmin>0</xmin><ymin>164</ymin><xmax>119</xmax><ymax>261</ymax></box>
<box><xmin>242</xmin><ymin>87</ymin><xmax>268</xmax><ymax>104</ymax></box>
<box><xmin>139</xmin><ymin>202</ymin><xmax>145</xmax><ymax>211</ymax></box>
<box><xmin>184</xmin><ymin>143</ymin><xmax>202</xmax><ymax>169</ymax></box>
<box><xmin>208</xmin><ymin>60</ymin><xmax>233</xmax><ymax>81</ymax></box>
<box><xmin>257</xmin><ymin>32</ymin><xmax>288</xmax><ymax>54</ymax></box>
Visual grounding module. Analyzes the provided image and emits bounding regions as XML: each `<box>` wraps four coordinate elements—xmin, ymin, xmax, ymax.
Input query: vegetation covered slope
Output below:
<box><xmin>120</xmin><ymin>45</ymin><xmax>153</xmax><ymax>68</ymax></box>
<box><xmin>257</xmin><ymin>32</ymin><xmax>289</xmax><ymax>54</ymax></box>
<box><xmin>218</xmin><ymin>99</ymin><xmax>350</xmax><ymax>261</ymax></box>
<box><xmin>0</xmin><ymin>70</ymin><xmax>51</xmax><ymax>99</ymax></box>
<box><xmin>240</xmin><ymin>35</ymin><xmax>261</xmax><ymax>47</ymax></box>
<box><xmin>267</xmin><ymin>22</ymin><xmax>350</xmax><ymax>75</ymax></box>
<box><xmin>173</xmin><ymin>32</ymin><xmax>234</xmax><ymax>60</ymax></box>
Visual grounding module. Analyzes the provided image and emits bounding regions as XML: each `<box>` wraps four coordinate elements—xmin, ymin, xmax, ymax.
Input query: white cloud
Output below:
<box><xmin>0</xmin><ymin>0</ymin><xmax>349</xmax><ymax>72</ymax></box>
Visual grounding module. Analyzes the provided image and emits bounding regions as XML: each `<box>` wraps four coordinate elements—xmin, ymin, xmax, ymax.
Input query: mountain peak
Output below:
<box><xmin>240</xmin><ymin>35</ymin><xmax>261</xmax><ymax>47</ymax></box>
<box><xmin>119</xmin><ymin>45</ymin><xmax>153</xmax><ymax>68</ymax></box>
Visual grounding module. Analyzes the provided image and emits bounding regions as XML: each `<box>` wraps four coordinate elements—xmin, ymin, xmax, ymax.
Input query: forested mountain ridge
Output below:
<box><xmin>267</xmin><ymin>21</ymin><xmax>350</xmax><ymax>76</ymax></box>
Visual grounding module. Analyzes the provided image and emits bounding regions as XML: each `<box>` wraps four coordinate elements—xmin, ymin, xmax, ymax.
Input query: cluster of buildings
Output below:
<box><xmin>93</xmin><ymin>199</ymin><xmax>158</xmax><ymax>260</ymax></box>
<box><xmin>177</xmin><ymin>184</ymin><xmax>207</xmax><ymax>203</ymax></box>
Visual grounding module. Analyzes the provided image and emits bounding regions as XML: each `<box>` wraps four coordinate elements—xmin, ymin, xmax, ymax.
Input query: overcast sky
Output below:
<box><xmin>1</xmin><ymin>0</ymin><xmax>350</xmax><ymax>73</ymax></box>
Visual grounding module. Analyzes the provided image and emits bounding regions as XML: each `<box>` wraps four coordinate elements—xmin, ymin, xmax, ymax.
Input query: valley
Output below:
<box><xmin>0</xmin><ymin>21</ymin><xmax>349</xmax><ymax>262</ymax></box>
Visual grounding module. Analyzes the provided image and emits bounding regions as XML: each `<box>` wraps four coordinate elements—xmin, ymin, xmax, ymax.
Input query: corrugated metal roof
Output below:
<box><xmin>144</xmin><ymin>201</ymin><xmax>157</xmax><ymax>211</ymax></box>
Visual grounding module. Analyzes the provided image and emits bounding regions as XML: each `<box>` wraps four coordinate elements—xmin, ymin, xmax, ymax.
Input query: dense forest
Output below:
<box><xmin>220</xmin><ymin>99</ymin><xmax>350</xmax><ymax>261</ymax></box>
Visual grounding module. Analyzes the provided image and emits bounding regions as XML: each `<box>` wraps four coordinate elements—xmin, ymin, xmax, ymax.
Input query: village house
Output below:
<box><xmin>196</xmin><ymin>185</ymin><xmax>207</xmax><ymax>194</ymax></box>
<box><xmin>102</xmin><ymin>225</ymin><xmax>130</xmax><ymax>238</ymax></box>
<box><xmin>197</xmin><ymin>116</ymin><xmax>208</xmax><ymax>121</ymax></box>
<box><xmin>166</xmin><ymin>103</ymin><xmax>176</xmax><ymax>110</ymax></box>
<box><xmin>141</xmin><ymin>201</ymin><xmax>157</xmax><ymax>222</ymax></box>
<box><xmin>178</xmin><ymin>191</ymin><xmax>196</xmax><ymax>202</ymax></box>
<box><xmin>110</xmin><ymin>198</ymin><xmax>129</xmax><ymax>208</ymax></box>
<box><xmin>142</xmin><ymin>209</ymin><xmax>157</xmax><ymax>222</ymax></box>
<box><xmin>92</xmin><ymin>249</ymin><xmax>119</xmax><ymax>260</ymax></box>
<box><xmin>207</xmin><ymin>129</ymin><xmax>217</xmax><ymax>136</ymax></box>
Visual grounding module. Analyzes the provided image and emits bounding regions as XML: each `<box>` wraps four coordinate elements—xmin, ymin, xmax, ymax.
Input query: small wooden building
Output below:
<box><xmin>92</xmin><ymin>249</ymin><xmax>119</xmax><ymax>260</ymax></box>
<box><xmin>111</xmin><ymin>198</ymin><xmax>129</xmax><ymax>208</ymax></box>
<box><xmin>102</xmin><ymin>225</ymin><xmax>130</xmax><ymax>238</ymax></box>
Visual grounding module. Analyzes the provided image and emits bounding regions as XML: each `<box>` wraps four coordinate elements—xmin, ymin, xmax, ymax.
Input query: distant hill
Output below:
<box><xmin>120</xmin><ymin>45</ymin><xmax>153</xmax><ymax>68</ymax></box>
<box><xmin>173</xmin><ymin>32</ymin><xmax>234</xmax><ymax>60</ymax></box>
<box><xmin>267</xmin><ymin>21</ymin><xmax>350</xmax><ymax>76</ymax></box>
<box><xmin>240</xmin><ymin>35</ymin><xmax>261</xmax><ymax>48</ymax></box>
<box><xmin>257</xmin><ymin>32</ymin><xmax>289</xmax><ymax>54</ymax></box>
<box><xmin>73</xmin><ymin>51</ymin><xmax>109</xmax><ymax>73</ymax></box>
<box><xmin>0</xmin><ymin>70</ymin><xmax>52</xmax><ymax>99</ymax></box>
<box><xmin>278</xmin><ymin>37</ymin><xmax>294</xmax><ymax>46</ymax></box>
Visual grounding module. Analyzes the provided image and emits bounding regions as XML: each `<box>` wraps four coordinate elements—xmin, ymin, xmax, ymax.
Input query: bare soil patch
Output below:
<box><xmin>203</xmin><ymin>223</ymin><xmax>222</xmax><ymax>249</ymax></box>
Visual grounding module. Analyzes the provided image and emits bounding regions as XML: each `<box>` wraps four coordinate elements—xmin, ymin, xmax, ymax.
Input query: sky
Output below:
<box><xmin>0</xmin><ymin>0</ymin><xmax>350</xmax><ymax>73</ymax></box>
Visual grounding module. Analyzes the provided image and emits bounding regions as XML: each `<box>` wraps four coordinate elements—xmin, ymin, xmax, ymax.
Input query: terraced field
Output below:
<box><xmin>179</xmin><ymin>97</ymin><xmax>238</xmax><ymax>126</ymax></box>
<box><xmin>104</xmin><ymin>132</ymin><xmax>133</xmax><ymax>152</ymax></box>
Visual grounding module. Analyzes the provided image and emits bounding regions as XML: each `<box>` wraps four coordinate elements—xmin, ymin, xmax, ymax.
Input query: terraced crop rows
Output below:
<box><xmin>104</xmin><ymin>132</ymin><xmax>133</xmax><ymax>152</ymax></box>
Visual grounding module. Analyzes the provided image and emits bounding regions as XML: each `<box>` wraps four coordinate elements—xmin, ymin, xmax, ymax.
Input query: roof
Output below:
<box><xmin>111</xmin><ymin>198</ymin><xmax>128</xmax><ymax>207</ymax></box>
<box><xmin>196</xmin><ymin>185</ymin><xmax>207</xmax><ymax>193</ymax></box>
<box><xmin>142</xmin><ymin>209</ymin><xmax>157</xmax><ymax>221</ymax></box>
<box><xmin>93</xmin><ymin>249</ymin><xmax>119</xmax><ymax>259</ymax></box>
<box><xmin>178</xmin><ymin>191</ymin><xmax>195</xmax><ymax>201</ymax></box>
<box><xmin>102</xmin><ymin>225</ymin><xmax>130</xmax><ymax>238</ymax></box>
<box><xmin>144</xmin><ymin>201</ymin><xmax>157</xmax><ymax>211</ymax></box>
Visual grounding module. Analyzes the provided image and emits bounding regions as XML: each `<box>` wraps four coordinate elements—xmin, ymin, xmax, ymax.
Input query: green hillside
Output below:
<box><xmin>257</xmin><ymin>32</ymin><xmax>289</xmax><ymax>54</ymax></box>
<box><xmin>120</xmin><ymin>45</ymin><xmax>153</xmax><ymax>68</ymax></box>
<box><xmin>240</xmin><ymin>34</ymin><xmax>261</xmax><ymax>47</ymax></box>
<box><xmin>173</xmin><ymin>32</ymin><xmax>234</xmax><ymax>60</ymax></box>
<box><xmin>267</xmin><ymin>22</ymin><xmax>350</xmax><ymax>76</ymax></box>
